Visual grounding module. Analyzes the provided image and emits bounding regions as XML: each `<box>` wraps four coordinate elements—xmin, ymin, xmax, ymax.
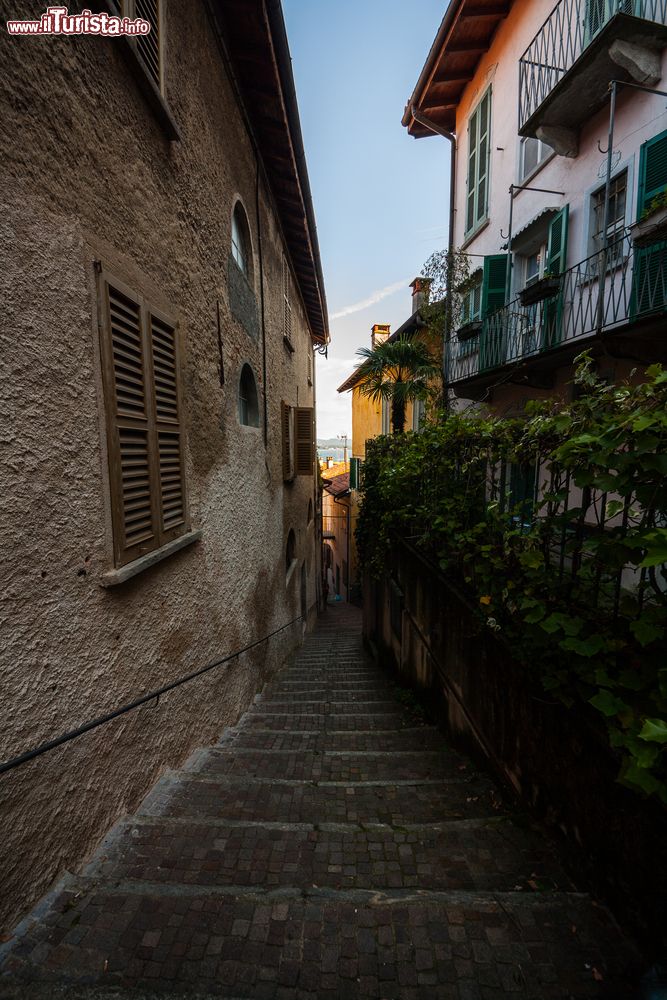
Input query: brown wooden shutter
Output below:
<box><xmin>134</xmin><ymin>0</ymin><xmax>162</xmax><ymax>92</ymax></box>
<box><xmin>281</xmin><ymin>401</ymin><xmax>294</xmax><ymax>481</ymax></box>
<box><xmin>282</xmin><ymin>256</ymin><xmax>292</xmax><ymax>345</ymax></box>
<box><xmin>294</xmin><ymin>407</ymin><xmax>314</xmax><ymax>476</ymax></box>
<box><xmin>100</xmin><ymin>273</ymin><xmax>187</xmax><ymax>568</ymax></box>
<box><xmin>101</xmin><ymin>279</ymin><xmax>157</xmax><ymax>566</ymax></box>
<box><xmin>148</xmin><ymin>308</ymin><xmax>186</xmax><ymax>539</ymax></box>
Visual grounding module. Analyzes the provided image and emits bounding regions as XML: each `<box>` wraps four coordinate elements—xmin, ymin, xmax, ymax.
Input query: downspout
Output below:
<box><xmin>333</xmin><ymin>492</ymin><xmax>351</xmax><ymax>602</ymax></box>
<box><xmin>410</xmin><ymin>106</ymin><xmax>456</xmax><ymax>414</ymax></box>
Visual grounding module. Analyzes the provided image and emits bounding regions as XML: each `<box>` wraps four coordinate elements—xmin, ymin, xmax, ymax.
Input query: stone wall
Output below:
<box><xmin>0</xmin><ymin>0</ymin><xmax>321</xmax><ymax>932</ymax></box>
<box><xmin>363</xmin><ymin>539</ymin><xmax>666</xmax><ymax>950</ymax></box>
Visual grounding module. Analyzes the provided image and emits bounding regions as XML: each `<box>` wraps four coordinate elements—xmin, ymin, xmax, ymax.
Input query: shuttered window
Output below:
<box><xmin>99</xmin><ymin>272</ymin><xmax>187</xmax><ymax>568</ymax></box>
<box><xmin>479</xmin><ymin>255</ymin><xmax>509</xmax><ymax>372</ymax></box>
<box><xmin>294</xmin><ymin>408</ymin><xmax>314</xmax><ymax>476</ymax></box>
<box><xmin>465</xmin><ymin>88</ymin><xmax>492</xmax><ymax>237</ymax></box>
<box><xmin>281</xmin><ymin>403</ymin><xmax>314</xmax><ymax>480</ymax></box>
<box><xmin>282</xmin><ymin>255</ymin><xmax>293</xmax><ymax>348</ymax></box>
<box><xmin>637</xmin><ymin>129</ymin><xmax>667</xmax><ymax>220</ymax></box>
<box><xmin>123</xmin><ymin>0</ymin><xmax>163</xmax><ymax>93</ymax></box>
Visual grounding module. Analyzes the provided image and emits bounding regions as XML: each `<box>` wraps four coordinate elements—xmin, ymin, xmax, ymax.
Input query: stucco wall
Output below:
<box><xmin>0</xmin><ymin>0</ymin><xmax>321</xmax><ymax>933</ymax></box>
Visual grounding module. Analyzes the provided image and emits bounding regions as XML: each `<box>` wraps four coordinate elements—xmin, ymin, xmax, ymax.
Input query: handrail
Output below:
<box><xmin>0</xmin><ymin>611</ymin><xmax>310</xmax><ymax>777</ymax></box>
<box><xmin>518</xmin><ymin>0</ymin><xmax>667</xmax><ymax>129</ymax></box>
<box><xmin>446</xmin><ymin>232</ymin><xmax>667</xmax><ymax>383</ymax></box>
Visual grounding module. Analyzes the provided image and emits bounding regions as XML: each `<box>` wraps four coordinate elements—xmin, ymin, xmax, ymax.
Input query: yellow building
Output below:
<box><xmin>336</xmin><ymin>278</ymin><xmax>435</xmax><ymax>600</ymax></box>
<box><xmin>320</xmin><ymin>462</ymin><xmax>350</xmax><ymax>602</ymax></box>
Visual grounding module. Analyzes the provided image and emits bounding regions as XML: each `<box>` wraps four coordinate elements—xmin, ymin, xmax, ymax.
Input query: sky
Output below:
<box><xmin>282</xmin><ymin>0</ymin><xmax>451</xmax><ymax>440</ymax></box>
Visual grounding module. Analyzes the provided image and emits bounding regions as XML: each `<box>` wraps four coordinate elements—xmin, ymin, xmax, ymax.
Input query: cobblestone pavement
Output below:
<box><xmin>0</xmin><ymin>605</ymin><xmax>641</xmax><ymax>998</ymax></box>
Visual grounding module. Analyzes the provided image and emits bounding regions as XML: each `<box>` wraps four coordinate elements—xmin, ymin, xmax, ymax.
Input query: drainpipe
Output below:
<box><xmin>410</xmin><ymin>106</ymin><xmax>456</xmax><ymax>413</ymax></box>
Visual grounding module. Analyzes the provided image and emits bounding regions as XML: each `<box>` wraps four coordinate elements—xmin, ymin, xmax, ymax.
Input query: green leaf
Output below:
<box><xmin>639</xmin><ymin>718</ymin><xmax>667</xmax><ymax>744</ymax></box>
<box><xmin>639</xmin><ymin>548</ymin><xmax>667</xmax><ymax>569</ymax></box>
<box><xmin>630</xmin><ymin>619</ymin><xmax>664</xmax><ymax>646</ymax></box>
<box><xmin>560</xmin><ymin>635</ymin><xmax>605</xmax><ymax>658</ymax></box>
<box><xmin>589</xmin><ymin>691</ymin><xmax>629</xmax><ymax>717</ymax></box>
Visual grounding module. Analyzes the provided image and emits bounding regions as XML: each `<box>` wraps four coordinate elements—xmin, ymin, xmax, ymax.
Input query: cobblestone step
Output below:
<box><xmin>219</xmin><ymin>728</ymin><xmax>472</xmax><ymax>752</ymax></box>
<box><xmin>138</xmin><ymin>771</ymin><xmax>502</xmax><ymax>825</ymax></box>
<box><xmin>85</xmin><ymin>814</ymin><xmax>572</xmax><ymax>894</ymax></box>
<box><xmin>1</xmin><ymin>877</ymin><xmax>639</xmax><ymax>998</ymax></box>
<box><xmin>0</xmin><ymin>604</ymin><xmax>643</xmax><ymax>997</ymax></box>
<box><xmin>188</xmin><ymin>747</ymin><xmax>473</xmax><ymax>782</ymax></box>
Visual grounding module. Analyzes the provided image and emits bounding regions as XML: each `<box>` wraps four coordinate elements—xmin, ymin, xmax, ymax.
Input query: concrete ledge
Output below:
<box><xmin>101</xmin><ymin>530</ymin><xmax>202</xmax><ymax>588</ymax></box>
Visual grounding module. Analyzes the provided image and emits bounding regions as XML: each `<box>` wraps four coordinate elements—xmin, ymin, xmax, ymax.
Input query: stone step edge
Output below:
<box><xmin>220</xmin><ymin>728</ymin><xmax>442</xmax><ymax>737</ymax></box>
<box><xmin>153</xmin><ymin>770</ymin><xmax>477</xmax><ymax>789</ymax></box>
<box><xmin>202</xmin><ymin>748</ymin><xmax>459</xmax><ymax>758</ymax></box>
<box><xmin>37</xmin><ymin>872</ymin><xmax>592</xmax><ymax>910</ymax></box>
<box><xmin>123</xmin><ymin>814</ymin><xmax>507</xmax><ymax>834</ymax></box>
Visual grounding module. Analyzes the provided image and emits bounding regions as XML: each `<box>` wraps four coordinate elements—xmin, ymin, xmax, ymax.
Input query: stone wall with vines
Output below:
<box><xmin>357</xmin><ymin>357</ymin><xmax>667</xmax><ymax>803</ymax></box>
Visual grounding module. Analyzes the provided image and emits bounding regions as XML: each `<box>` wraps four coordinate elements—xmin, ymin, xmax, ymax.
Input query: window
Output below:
<box><xmin>286</xmin><ymin>529</ymin><xmax>296</xmax><ymax>575</ymax></box>
<box><xmin>519</xmin><ymin>137</ymin><xmax>550</xmax><ymax>182</ymax></box>
<box><xmin>412</xmin><ymin>398</ymin><xmax>426</xmax><ymax>432</ymax></box>
<box><xmin>238</xmin><ymin>364</ymin><xmax>259</xmax><ymax>427</ymax></box>
<box><xmin>466</xmin><ymin>88</ymin><xmax>492</xmax><ymax>236</ymax></box>
<box><xmin>307</xmin><ymin>498</ymin><xmax>313</xmax><ymax>524</ymax></box>
<box><xmin>282</xmin><ymin>255</ymin><xmax>293</xmax><ymax>348</ymax></box>
<box><xmin>281</xmin><ymin>402</ymin><xmax>314</xmax><ymax>480</ymax></box>
<box><xmin>461</xmin><ymin>281</ymin><xmax>482</xmax><ymax>325</ymax></box>
<box><xmin>98</xmin><ymin>272</ymin><xmax>187</xmax><ymax>569</ymax></box>
<box><xmin>231</xmin><ymin>203</ymin><xmax>251</xmax><ymax>278</ymax></box>
<box><xmin>307</xmin><ymin>351</ymin><xmax>313</xmax><ymax>386</ymax></box>
<box><xmin>591</xmin><ymin>170</ymin><xmax>627</xmax><ymax>265</ymax></box>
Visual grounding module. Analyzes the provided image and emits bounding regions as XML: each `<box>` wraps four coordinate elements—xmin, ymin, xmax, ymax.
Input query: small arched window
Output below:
<box><xmin>231</xmin><ymin>202</ymin><xmax>251</xmax><ymax>278</ymax></box>
<box><xmin>286</xmin><ymin>529</ymin><xmax>296</xmax><ymax>576</ymax></box>
<box><xmin>238</xmin><ymin>364</ymin><xmax>259</xmax><ymax>427</ymax></box>
<box><xmin>307</xmin><ymin>499</ymin><xmax>313</xmax><ymax>524</ymax></box>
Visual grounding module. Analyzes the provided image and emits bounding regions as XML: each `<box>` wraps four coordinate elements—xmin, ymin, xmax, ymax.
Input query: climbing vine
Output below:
<box><xmin>356</xmin><ymin>357</ymin><xmax>667</xmax><ymax>803</ymax></box>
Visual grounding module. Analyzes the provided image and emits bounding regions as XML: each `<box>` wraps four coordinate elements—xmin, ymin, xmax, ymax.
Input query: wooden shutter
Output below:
<box><xmin>148</xmin><ymin>308</ymin><xmax>186</xmax><ymax>539</ymax></box>
<box><xmin>282</xmin><ymin>256</ymin><xmax>292</xmax><ymax>345</ymax></box>
<box><xmin>481</xmin><ymin>255</ymin><xmax>507</xmax><ymax>316</ymax></box>
<box><xmin>101</xmin><ymin>279</ymin><xmax>157</xmax><ymax>566</ymax></box>
<box><xmin>100</xmin><ymin>273</ymin><xmax>187</xmax><ymax>568</ymax></box>
<box><xmin>281</xmin><ymin>400</ymin><xmax>294</xmax><ymax>481</ymax></box>
<box><xmin>546</xmin><ymin>205</ymin><xmax>569</xmax><ymax>275</ymax></box>
<box><xmin>466</xmin><ymin>88</ymin><xmax>492</xmax><ymax>236</ymax></box>
<box><xmin>294</xmin><ymin>407</ymin><xmax>314</xmax><ymax>476</ymax></box>
<box><xmin>637</xmin><ymin>129</ymin><xmax>667</xmax><ymax>220</ymax></box>
<box><xmin>480</xmin><ymin>255</ymin><xmax>508</xmax><ymax>372</ymax></box>
<box><xmin>134</xmin><ymin>0</ymin><xmax>162</xmax><ymax>92</ymax></box>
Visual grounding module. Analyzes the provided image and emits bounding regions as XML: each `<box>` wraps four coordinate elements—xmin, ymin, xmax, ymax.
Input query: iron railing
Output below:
<box><xmin>446</xmin><ymin>233</ymin><xmax>667</xmax><ymax>384</ymax></box>
<box><xmin>518</xmin><ymin>0</ymin><xmax>667</xmax><ymax>130</ymax></box>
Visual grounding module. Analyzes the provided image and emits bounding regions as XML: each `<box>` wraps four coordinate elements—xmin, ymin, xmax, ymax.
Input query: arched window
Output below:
<box><xmin>286</xmin><ymin>529</ymin><xmax>296</xmax><ymax>576</ymax></box>
<box><xmin>231</xmin><ymin>202</ymin><xmax>251</xmax><ymax>278</ymax></box>
<box><xmin>307</xmin><ymin>499</ymin><xmax>313</xmax><ymax>524</ymax></box>
<box><xmin>238</xmin><ymin>364</ymin><xmax>259</xmax><ymax>427</ymax></box>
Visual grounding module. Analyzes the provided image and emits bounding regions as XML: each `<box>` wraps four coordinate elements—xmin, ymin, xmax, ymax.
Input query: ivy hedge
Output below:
<box><xmin>356</xmin><ymin>358</ymin><xmax>667</xmax><ymax>803</ymax></box>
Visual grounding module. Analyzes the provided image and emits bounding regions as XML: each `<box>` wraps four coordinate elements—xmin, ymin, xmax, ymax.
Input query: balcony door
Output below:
<box><xmin>584</xmin><ymin>0</ymin><xmax>639</xmax><ymax>43</ymax></box>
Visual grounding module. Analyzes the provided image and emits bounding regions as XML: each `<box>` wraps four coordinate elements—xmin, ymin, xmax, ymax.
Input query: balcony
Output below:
<box><xmin>446</xmin><ymin>233</ymin><xmax>667</xmax><ymax>395</ymax></box>
<box><xmin>519</xmin><ymin>0</ymin><xmax>667</xmax><ymax>154</ymax></box>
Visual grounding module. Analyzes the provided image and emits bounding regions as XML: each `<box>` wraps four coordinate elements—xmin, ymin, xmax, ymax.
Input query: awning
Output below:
<box><xmin>511</xmin><ymin>208</ymin><xmax>559</xmax><ymax>254</ymax></box>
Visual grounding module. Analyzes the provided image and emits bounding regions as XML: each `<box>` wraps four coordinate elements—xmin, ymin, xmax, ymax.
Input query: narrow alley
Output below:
<box><xmin>0</xmin><ymin>605</ymin><xmax>640</xmax><ymax>999</ymax></box>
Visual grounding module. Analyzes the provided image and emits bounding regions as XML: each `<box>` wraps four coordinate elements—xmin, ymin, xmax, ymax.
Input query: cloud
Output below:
<box><xmin>330</xmin><ymin>278</ymin><xmax>410</xmax><ymax>320</ymax></box>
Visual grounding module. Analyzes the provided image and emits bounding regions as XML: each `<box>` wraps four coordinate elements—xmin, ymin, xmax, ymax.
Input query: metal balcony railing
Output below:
<box><xmin>446</xmin><ymin>233</ymin><xmax>667</xmax><ymax>384</ymax></box>
<box><xmin>519</xmin><ymin>0</ymin><xmax>667</xmax><ymax>130</ymax></box>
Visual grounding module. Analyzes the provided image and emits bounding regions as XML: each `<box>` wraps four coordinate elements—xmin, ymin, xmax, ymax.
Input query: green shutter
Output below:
<box><xmin>480</xmin><ymin>255</ymin><xmax>508</xmax><ymax>371</ymax></box>
<box><xmin>481</xmin><ymin>255</ymin><xmax>507</xmax><ymax>315</ymax></box>
<box><xmin>541</xmin><ymin>206</ymin><xmax>569</xmax><ymax>350</ymax></box>
<box><xmin>465</xmin><ymin>87</ymin><xmax>492</xmax><ymax>236</ymax></box>
<box><xmin>546</xmin><ymin>205</ymin><xmax>569</xmax><ymax>275</ymax></box>
<box><xmin>632</xmin><ymin>240</ymin><xmax>667</xmax><ymax>317</ymax></box>
<box><xmin>350</xmin><ymin>457</ymin><xmax>359</xmax><ymax>490</ymax></box>
<box><xmin>637</xmin><ymin>129</ymin><xmax>667</xmax><ymax>220</ymax></box>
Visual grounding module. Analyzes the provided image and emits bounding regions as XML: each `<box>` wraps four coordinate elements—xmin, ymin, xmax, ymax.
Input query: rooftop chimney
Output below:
<box><xmin>371</xmin><ymin>323</ymin><xmax>390</xmax><ymax>349</ymax></box>
<box><xmin>327</xmin><ymin>456</ymin><xmax>334</xmax><ymax>468</ymax></box>
<box><xmin>410</xmin><ymin>277</ymin><xmax>432</xmax><ymax>314</ymax></box>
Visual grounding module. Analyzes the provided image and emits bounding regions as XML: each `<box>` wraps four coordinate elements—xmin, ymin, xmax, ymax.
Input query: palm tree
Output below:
<box><xmin>354</xmin><ymin>335</ymin><xmax>441</xmax><ymax>434</ymax></box>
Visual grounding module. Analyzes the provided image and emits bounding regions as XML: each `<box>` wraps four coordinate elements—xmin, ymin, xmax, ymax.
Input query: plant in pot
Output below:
<box><xmin>632</xmin><ymin>188</ymin><xmax>667</xmax><ymax>247</ymax></box>
<box><xmin>518</xmin><ymin>270</ymin><xmax>561</xmax><ymax>306</ymax></box>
